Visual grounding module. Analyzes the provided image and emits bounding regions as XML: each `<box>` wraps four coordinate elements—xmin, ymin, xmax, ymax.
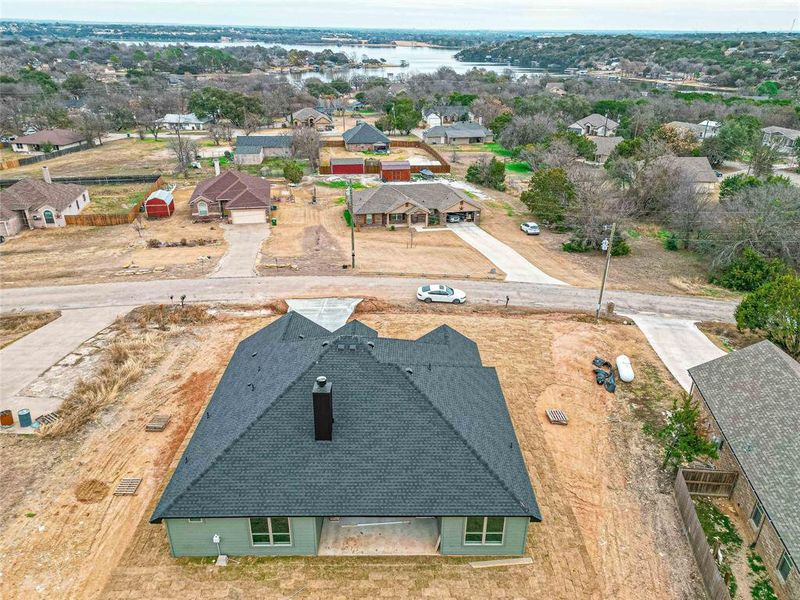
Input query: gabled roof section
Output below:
<box><xmin>342</xmin><ymin>122</ymin><xmax>390</xmax><ymax>145</ymax></box>
<box><xmin>0</xmin><ymin>178</ymin><xmax>86</xmax><ymax>214</ymax></box>
<box><xmin>14</xmin><ymin>128</ymin><xmax>86</xmax><ymax>145</ymax></box>
<box><xmin>151</xmin><ymin>314</ymin><xmax>539</xmax><ymax>522</ymax></box>
<box><xmin>352</xmin><ymin>183</ymin><xmax>477</xmax><ymax>216</ymax></box>
<box><xmin>190</xmin><ymin>170</ymin><xmax>270</xmax><ymax>207</ymax></box>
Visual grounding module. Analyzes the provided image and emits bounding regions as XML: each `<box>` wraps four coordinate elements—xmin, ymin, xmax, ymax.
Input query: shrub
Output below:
<box><xmin>711</xmin><ymin>247</ymin><xmax>790</xmax><ymax>292</ymax></box>
<box><xmin>519</xmin><ymin>167</ymin><xmax>575</xmax><ymax>227</ymax></box>
<box><xmin>664</xmin><ymin>233</ymin><xmax>679</xmax><ymax>251</ymax></box>
<box><xmin>654</xmin><ymin>392</ymin><xmax>719</xmax><ymax>471</ymax></box>
<box><xmin>466</xmin><ymin>157</ymin><xmax>506</xmax><ymax>191</ymax></box>
<box><xmin>147</xmin><ymin>239</ymin><xmax>161</xmax><ymax>248</ymax></box>
<box><xmin>735</xmin><ymin>274</ymin><xmax>800</xmax><ymax>358</ymax></box>
<box><xmin>562</xmin><ymin>238</ymin><xmax>593</xmax><ymax>253</ymax></box>
<box><xmin>282</xmin><ymin>161</ymin><xmax>304</xmax><ymax>184</ymax></box>
<box><xmin>611</xmin><ymin>236</ymin><xmax>630</xmax><ymax>256</ymax></box>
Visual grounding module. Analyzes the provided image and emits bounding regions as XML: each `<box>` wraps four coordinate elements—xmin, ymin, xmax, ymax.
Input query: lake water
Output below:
<box><xmin>121</xmin><ymin>40</ymin><xmax>539</xmax><ymax>80</ymax></box>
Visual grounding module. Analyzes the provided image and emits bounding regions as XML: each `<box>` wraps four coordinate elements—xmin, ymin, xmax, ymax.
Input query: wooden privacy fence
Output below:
<box><xmin>319</xmin><ymin>139</ymin><xmax>451</xmax><ymax>174</ymax></box>
<box><xmin>65</xmin><ymin>176</ymin><xmax>165</xmax><ymax>227</ymax></box>
<box><xmin>674</xmin><ymin>469</ymin><xmax>733</xmax><ymax>600</ymax></box>
<box><xmin>682</xmin><ymin>468</ymin><xmax>738</xmax><ymax>497</ymax></box>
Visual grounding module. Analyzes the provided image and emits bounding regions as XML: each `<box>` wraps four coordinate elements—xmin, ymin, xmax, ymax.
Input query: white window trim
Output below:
<box><xmin>248</xmin><ymin>517</ymin><xmax>293</xmax><ymax>547</ymax></box>
<box><xmin>187</xmin><ymin>517</ymin><xmax>203</xmax><ymax>523</ymax></box>
<box><xmin>463</xmin><ymin>516</ymin><xmax>506</xmax><ymax>546</ymax></box>
<box><xmin>777</xmin><ymin>550</ymin><xmax>794</xmax><ymax>583</ymax></box>
<box><xmin>197</xmin><ymin>200</ymin><xmax>209</xmax><ymax>217</ymax></box>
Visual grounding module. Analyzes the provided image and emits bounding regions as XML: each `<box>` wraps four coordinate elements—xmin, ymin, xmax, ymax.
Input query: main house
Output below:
<box><xmin>567</xmin><ymin>114</ymin><xmax>619</xmax><ymax>137</ymax></box>
<box><xmin>422</xmin><ymin>122</ymin><xmax>493</xmax><ymax>145</ymax></box>
<box><xmin>665</xmin><ymin>120</ymin><xmax>721</xmax><ymax>141</ymax></box>
<box><xmin>234</xmin><ymin>135</ymin><xmax>293</xmax><ymax>165</ymax></box>
<box><xmin>342</xmin><ymin>122</ymin><xmax>390</xmax><ymax>152</ymax></box>
<box><xmin>423</xmin><ymin>105</ymin><xmax>473</xmax><ymax>128</ymax></box>
<box><xmin>290</xmin><ymin>107</ymin><xmax>333</xmax><ymax>130</ymax></box>
<box><xmin>0</xmin><ymin>168</ymin><xmax>90</xmax><ymax>238</ymax></box>
<box><xmin>654</xmin><ymin>156</ymin><xmax>718</xmax><ymax>193</ymax></box>
<box><xmin>352</xmin><ymin>183</ymin><xmax>481</xmax><ymax>227</ymax></box>
<box><xmin>689</xmin><ymin>341</ymin><xmax>798</xmax><ymax>599</ymax></box>
<box><xmin>156</xmin><ymin>113</ymin><xmax>211</xmax><ymax>131</ymax></box>
<box><xmin>150</xmin><ymin>313</ymin><xmax>540</xmax><ymax>557</ymax></box>
<box><xmin>189</xmin><ymin>170</ymin><xmax>271</xmax><ymax>224</ymax></box>
<box><xmin>762</xmin><ymin>126</ymin><xmax>800</xmax><ymax>154</ymax></box>
<box><xmin>11</xmin><ymin>128</ymin><xmax>89</xmax><ymax>153</ymax></box>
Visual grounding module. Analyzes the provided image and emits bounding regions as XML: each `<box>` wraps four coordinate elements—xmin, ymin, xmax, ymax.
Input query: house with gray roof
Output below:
<box><xmin>423</xmin><ymin>105</ymin><xmax>473</xmax><ymax>128</ymax></box>
<box><xmin>762</xmin><ymin>126</ymin><xmax>800</xmax><ymax>154</ymax></box>
<box><xmin>567</xmin><ymin>114</ymin><xmax>619</xmax><ymax>137</ymax></box>
<box><xmin>290</xmin><ymin>107</ymin><xmax>333</xmax><ymax>130</ymax></box>
<box><xmin>422</xmin><ymin>122</ymin><xmax>493</xmax><ymax>145</ymax></box>
<box><xmin>151</xmin><ymin>312</ymin><xmax>539</xmax><ymax>557</ymax></box>
<box><xmin>689</xmin><ymin>341</ymin><xmax>799</xmax><ymax>597</ymax></box>
<box><xmin>11</xmin><ymin>128</ymin><xmax>89</xmax><ymax>153</ymax></box>
<box><xmin>234</xmin><ymin>135</ymin><xmax>293</xmax><ymax>165</ymax></box>
<box><xmin>342</xmin><ymin>121</ymin><xmax>390</xmax><ymax>151</ymax></box>
<box><xmin>155</xmin><ymin>113</ymin><xmax>211</xmax><ymax>131</ymax></box>
<box><xmin>351</xmin><ymin>182</ymin><xmax>481</xmax><ymax>228</ymax></box>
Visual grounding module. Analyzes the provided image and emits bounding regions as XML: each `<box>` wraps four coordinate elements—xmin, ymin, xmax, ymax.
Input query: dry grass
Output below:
<box><xmin>126</xmin><ymin>304</ymin><xmax>214</xmax><ymax>330</ymax></box>
<box><xmin>697</xmin><ymin>321</ymin><xmax>764</xmax><ymax>353</ymax></box>
<box><xmin>0</xmin><ymin>310</ymin><xmax>61</xmax><ymax>349</ymax></box>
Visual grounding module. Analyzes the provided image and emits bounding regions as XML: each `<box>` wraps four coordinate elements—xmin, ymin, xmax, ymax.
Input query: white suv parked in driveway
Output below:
<box><xmin>520</xmin><ymin>222</ymin><xmax>540</xmax><ymax>235</ymax></box>
<box><xmin>416</xmin><ymin>284</ymin><xmax>467</xmax><ymax>304</ymax></box>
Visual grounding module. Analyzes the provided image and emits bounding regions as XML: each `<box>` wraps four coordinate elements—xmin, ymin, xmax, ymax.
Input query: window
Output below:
<box><xmin>366</xmin><ymin>214</ymin><xmax>373</xmax><ymax>225</ymax></box>
<box><xmin>389</xmin><ymin>213</ymin><xmax>405</xmax><ymax>224</ymax></box>
<box><xmin>197</xmin><ymin>201</ymin><xmax>209</xmax><ymax>217</ymax></box>
<box><xmin>464</xmin><ymin>516</ymin><xmax>505</xmax><ymax>545</ymax></box>
<box><xmin>249</xmin><ymin>517</ymin><xmax>291</xmax><ymax>546</ymax></box>
<box><xmin>187</xmin><ymin>518</ymin><xmax>203</xmax><ymax>523</ymax></box>
<box><xmin>778</xmin><ymin>550</ymin><xmax>794</xmax><ymax>582</ymax></box>
<box><xmin>750</xmin><ymin>503</ymin><xmax>765</xmax><ymax>529</ymax></box>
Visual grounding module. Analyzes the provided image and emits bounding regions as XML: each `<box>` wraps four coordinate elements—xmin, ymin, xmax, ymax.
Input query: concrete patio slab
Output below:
<box><xmin>318</xmin><ymin>517</ymin><xmax>440</xmax><ymax>556</ymax></box>
<box><xmin>286</xmin><ymin>297</ymin><xmax>362</xmax><ymax>332</ymax></box>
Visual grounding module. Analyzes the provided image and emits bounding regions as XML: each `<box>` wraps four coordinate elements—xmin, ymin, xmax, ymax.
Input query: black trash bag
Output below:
<box><xmin>604</xmin><ymin>372</ymin><xmax>616</xmax><ymax>393</ymax></box>
<box><xmin>593</xmin><ymin>368</ymin><xmax>608</xmax><ymax>384</ymax></box>
<box><xmin>592</xmin><ymin>357</ymin><xmax>606</xmax><ymax>367</ymax></box>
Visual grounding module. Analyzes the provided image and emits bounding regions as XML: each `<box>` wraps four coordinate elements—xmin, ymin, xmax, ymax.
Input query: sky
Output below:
<box><xmin>0</xmin><ymin>0</ymin><xmax>798</xmax><ymax>32</ymax></box>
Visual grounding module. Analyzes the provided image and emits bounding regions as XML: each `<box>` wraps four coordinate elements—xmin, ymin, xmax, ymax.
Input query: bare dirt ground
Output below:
<box><xmin>258</xmin><ymin>183</ymin><xmax>504</xmax><ymax>280</ymax></box>
<box><xmin>322</xmin><ymin>144</ymin><xmax>442</xmax><ymax>166</ymax></box>
<box><xmin>0</xmin><ymin>310</ymin><xmax>60</xmax><ymax>348</ymax></box>
<box><xmin>0</xmin><ymin>187</ymin><xmax>225</xmax><ymax>287</ymax></box>
<box><xmin>0</xmin><ymin>304</ymin><xmax>703</xmax><ymax>600</ymax></box>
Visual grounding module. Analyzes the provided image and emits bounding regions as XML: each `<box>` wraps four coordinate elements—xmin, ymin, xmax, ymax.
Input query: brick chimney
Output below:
<box><xmin>312</xmin><ymin>376</ymin><xmax>333</xmax><ymax>441</ymax></box>
<box><xmin>213</xmin><ymin>159</ymin><xmax>220</xmax><ymax>176</ymax></box>
<box><xmin>42</xmin><ymin>165</ymin><xmax>52</xmax><ymax>184</ymax></box>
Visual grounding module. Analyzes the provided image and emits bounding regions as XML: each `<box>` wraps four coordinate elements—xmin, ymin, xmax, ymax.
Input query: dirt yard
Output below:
<box><xmin>259</xmin><ymin>183</ymin><xmax>504</xmax><ymax>280</ymax></box>
<box><xmin>0</xmin><ymin>304</ymin><xmax>704</xmax><ymax>600</ymax></box>
<box><xmin>83</xmin><ymin>183</ymin><xmax>151</xmax><ymax>215</ymax></box>
<box><xmin>321</xmin><ymin>144</ymin><xmax>442</xmax><ymax>166</ymax></box>
<box><xmin>0</xmin><ymin>186</ymin><xmax>226</xmax><ymax>287</ymax></box>
<box><xmin>0</xmin><ymin>310</ymin><xmax>60</xmax><ymax>348</ymax></box>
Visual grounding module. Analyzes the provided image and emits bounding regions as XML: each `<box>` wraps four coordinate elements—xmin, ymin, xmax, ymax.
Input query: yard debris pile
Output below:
<box><xmin>592</xmin><ymin>356</ymin><xmax>617</xmax><ymax>393</ymax></box>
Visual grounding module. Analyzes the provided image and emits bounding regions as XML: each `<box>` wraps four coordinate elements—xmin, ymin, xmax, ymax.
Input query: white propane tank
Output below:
<box><xmin>616</xmin><ymin>355</ymin><xmax>635</xmax><ymax>383</ymax></box>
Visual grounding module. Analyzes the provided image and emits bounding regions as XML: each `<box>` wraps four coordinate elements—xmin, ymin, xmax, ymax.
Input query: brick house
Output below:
<box><xmin>688</xmin><ymin>341</ymin><xmax>799</xmax><ymax>599</ymax></box>
<box><xmin>11</xmin><ymin>128</ymin><xmax>89</xmax><ymax>153</ymax></box>
<box><xmin>189</xmin><ymin>170</ymin><xmax>271</xmax><ymax>225</ymax></box>
<box><xmin>351</xmin><ymin>183</ymin><xmax>481</xmax><ymax>228</ymax></box>
<box><xmin>342</xmin><ymin>122</ymin><xmax>389</xmax><ymax>152</ymax></box>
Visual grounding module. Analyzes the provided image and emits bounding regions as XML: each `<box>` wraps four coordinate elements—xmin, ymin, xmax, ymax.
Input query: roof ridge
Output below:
<box><xmin>154</xmin><ymin>340</ymin><xmax>332</xmax><ymax>519</ymax></box>
<box><xmin>394</xmin><ymin>363</ymin><xmax>532</xmax><ymax>514</ymax></box>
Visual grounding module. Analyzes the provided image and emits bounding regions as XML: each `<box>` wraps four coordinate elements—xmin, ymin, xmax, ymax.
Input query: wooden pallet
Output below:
<box><xmin>35</xmin><ymin>411</ymin><xmax>61</xmax><ymax>426</ymax></box>
<box><xmin>145</xmin><ymin>414</ymin><xmax>171</xmax><ymax>432</ymax></box>
<box><xmin>114</xmin><ymin>478</ymin><xmax>142</xmax><ymax>496</ymax></box>
<box><xmin>545</xmin><ymin>409</ymin><xmax>568</xmax><ymax>425</ymax></box>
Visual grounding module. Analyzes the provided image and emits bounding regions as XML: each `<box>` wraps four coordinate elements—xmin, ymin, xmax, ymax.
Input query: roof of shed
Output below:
<box><xmin>689</xmin><ymin>341</ymin><xmax>800</xmax><ymax>561</ymax></box>
<box><xmin>380</xmin><ymin>161</ymin><xmax>410</xmax><ymax>170</ymax></box>
<box><xmin>150</xmin><ymin>312</ymin><xmax>540</xmax><ymax>522</ymax></box>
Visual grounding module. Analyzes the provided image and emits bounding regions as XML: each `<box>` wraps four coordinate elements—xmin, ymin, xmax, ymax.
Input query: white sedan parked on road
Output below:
<box><xmin>520</xmin><ymin>221</ymin><xmax>540</xmax><ymax>235</ymax></box>
<box><xmin>416</xmin><ymin>284</ymin><xmax>467</xmax><ymax>304</ymax></box>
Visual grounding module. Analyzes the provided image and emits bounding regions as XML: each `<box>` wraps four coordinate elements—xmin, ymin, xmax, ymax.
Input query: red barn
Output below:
<box><xmin>144</xmin><ymin>189</ymin><xmax>175</xmax><ymax>218</ymax></box>
<box><xmin>380</xmin><ymin>160</ymin><xmax>411</xmax><ymax>182</ymax></box>
<box><xmin>330</xmin><ymin>157</ymin><xmax>365</xmax><ymax>175</ymax></box>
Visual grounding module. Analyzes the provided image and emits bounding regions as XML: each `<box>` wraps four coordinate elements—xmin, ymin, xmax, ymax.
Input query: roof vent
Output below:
<box><xmin>322</xmin><ymin>341</ymin><xmax>329</xmax><ymax>347</ymax></box>
<box><xmin>349</xmin><ymin>344</ymin><xmax>356</xmax><ymax>352</ymax></box>
<box><xmin>405</xmin><ymin>368</ymin><xmax>413</xmax><ymax>375</ymax></box>
<box><xmin>337</xmin><ymin>344</ymin><xmax>345</xmax><ymax>351</ymax></box>
<box><xmin>251</xmin><ymin>352</ymin><xmax>258</xmax><ymax>358</ymax></box>
<box><xmin>367</xmin><ymin>341</ymin><xmax>375</xmax><ymax>348</ymax></box>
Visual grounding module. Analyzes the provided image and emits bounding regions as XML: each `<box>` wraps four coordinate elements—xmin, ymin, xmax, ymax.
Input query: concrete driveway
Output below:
<box><xmin>448</xmin><ymin>223</ymin><xmax>566</xmax><ymax>285</ymax></box>
<box><xmin>631</xmin><ymin>315</ymin><xmax>726</xmax><ymax>391</ymax></box>
<box><xmin>209</xmin><ymin>224</ymin><xmax>270</xmax><ymax>278</ymax></box>
<box><xmin>286</xmin><ymin>298</ymin><xmax>362</xmax><ymax>331</ymax></box>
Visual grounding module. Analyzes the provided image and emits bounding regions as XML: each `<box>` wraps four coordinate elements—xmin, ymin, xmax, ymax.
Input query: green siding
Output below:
<box><xmin>164</xmin><ymin>517</ymin><xmax>319</xmax><ymax>557</ymax></box>
<box><xmin>438</xmin><ymin>516</ymin><xmax>529</xmax><ymax>556</ymax></box>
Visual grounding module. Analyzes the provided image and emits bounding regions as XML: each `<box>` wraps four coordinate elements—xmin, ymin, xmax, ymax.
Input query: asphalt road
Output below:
<box><xmin>0</xmin><ymin>275</ymin><xmax>737</xmax><ymax>322</ymax></box>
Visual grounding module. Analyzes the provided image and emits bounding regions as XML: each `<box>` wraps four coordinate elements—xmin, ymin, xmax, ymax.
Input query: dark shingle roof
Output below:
<box><xmin>342</xmin><ymin>122</ymin><xmax>389</xmax><ymax>145</ymax></box>
<box><xmin>190</xmin><ymin>170</ymin><xmax>270</xmax><ymax>209</ymax></box>
<box><xmin>423</xmin><ymin>122</ymin><xmax>491</xmax><ymax>140</ymax></box>
<box><xmin>689</xmin><ymin>341</ymin><xmax>800</xmax><ymax>561</ymax></box>
<box><xmin>352</xmin><ymin>183</ymin><xmax>478</xmax><ymax>216</ymax></box>
<box><xmin>151</xmin><ymin>314</ymin><xmax>540</xmax><ymax>522</ymax></box>
<box><xmin>424</xmin><ymin>105</ymin><xmax>471</xmax><ymax>119</ymax></box>
<box><xmin>236</xmin><ymin>135</ymin><xmax>292</xmax><ymax>149</ymax></box>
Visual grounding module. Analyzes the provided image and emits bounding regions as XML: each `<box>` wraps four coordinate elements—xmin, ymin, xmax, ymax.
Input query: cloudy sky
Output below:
<box><xmin>1</xmin><ymin>0</ymin><xmax>798</xmax><ymax>32</ymax></box>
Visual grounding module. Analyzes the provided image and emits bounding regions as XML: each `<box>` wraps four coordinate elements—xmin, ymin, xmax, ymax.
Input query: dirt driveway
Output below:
<box><xmin>0</xmin><ymin>306</ymin><xmax>703</xmax><ymax>600</ymax></box>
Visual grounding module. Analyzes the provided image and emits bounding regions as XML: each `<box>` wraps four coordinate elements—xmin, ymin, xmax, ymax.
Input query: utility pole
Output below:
<box><xmin>347</xmin><ymin>178</ymin><xmax>356</xmax><ymax>269</ymax></box>
<box><xmin>595</xmin><ymin>222</ymin><xmax>616</xmax><ymax>320</ymax></box>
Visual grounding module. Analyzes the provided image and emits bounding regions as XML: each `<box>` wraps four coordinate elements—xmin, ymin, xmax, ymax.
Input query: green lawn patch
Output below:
<box><xmin>505</xmin><ymin>161</ymin><xmax>531</xmax><ymax>173</ymax></box>
<box><xmin>482</xmin><ymin>143</ymin><xmax>516</xmax><ymax>158</ymax></box>
<box><xmin>692</xmin><ymin>498</ymin><xmax>741</xmax><ymax>599</ymax></box>
<box><xmin>84</xmin><ymin>187</ymin><xmax>147</xmax><ymax>214</ymax></box>
<box><xmin>335</xmin><ymin>196</ymin><xmax>347</xmax><ymax>205</ymax></box>
<box><xmin>748</xmin><ymin>550</ymin><xmax>779</xmax><ymax>600</ymax></box>
<box><xmin>318</xmin><ymin>180</ymin><xmax>366</xmax><ymax>189</ymax></box>
<box><xmin>343</xmin><ymin>208</ymin><xmax>353</xmax><ymax>227</ymax></box>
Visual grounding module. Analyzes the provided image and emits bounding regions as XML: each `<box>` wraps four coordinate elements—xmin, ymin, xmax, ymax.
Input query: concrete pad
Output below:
<box><xmin>470</xmin><ymin>557</ymin><xmax>533</xmax><ymax>568</ymax></box>
<box><xmin>318</xmin><ymin>517</ymin><xmax>439</xmax><ymax>556</ymax></box>
<box><xmin>0</xmin><ymin>305</ymin><xmax>134</xmax><ymax>434</ymax></box>
<box><xmin>286</xmin><ymin>297</ymin><xmax>362</xmax><ymax>332</ymax></box>
<box><xmin>448</xmin><ymin>223</ymin><xmax>566</xmax><ymax>285</ymax></box>
<box><xmin>631</xmin><ymin>315</ymin><xmax>726</xmax><ymax>391</ymax></box>
<box><xmin>209</xmin><ymin>223</ymin><xmax>270</xmax><ymax>279</ymax></box>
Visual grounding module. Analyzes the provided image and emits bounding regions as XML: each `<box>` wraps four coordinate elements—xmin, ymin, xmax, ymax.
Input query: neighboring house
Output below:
<box><xmin>144</xmin><ymin>188</ymin><xmax>175</xmax><ymax>219</ymax></box>
<box><xmin>234</xmin><ymin>135</ymin><xmax>293</xmax><ymax>165</ymax></box>
<box><xmin>330</xmin><ymin>157</ymin><xmax>365</xmax><ymax>175</ymax></box>
<box><xmin>150</xmin><ymin>313</ymin><xmax>540</xmax><ymax>557</ymax></box>
<box><xmin>422</xmin><ymin>122</ymin><xmax>493</xmax><ymax>145</ymax></box>
<box><xmin>567</xmin><ymin>114</ymin><xmax>619</xmax><ymax>137</ymax></box>
<box><xmin>655</xmin><ymin>156</ymin><xmax>718</xmax><ymax>193</ymax></box>
<box><xmin>0</xmin><ymin>172</ymin><xmax>89</xmax><ymax>238</ymax></box>
<box><xmin>544</xmin><ymin>82</ymin><xmax>567</xmax><ymax>96</ymax></box>
<box><xmin>762</xmin><ymin>126</ymin><xmax>800</xmax><ymax>154</ymax></box>
<box><xmin>156</xmin><ymin>113</ymin><xmax>211</xmax><ymax>131</ymax></box>
<box><xmin>592</xmin><ymin>136</ymin><xmax>623</xmax><ymax>163</ymax></box>
<box><xmin>352</xmin><ymin>183</ymin><xmax>481</xmax><ymax>227</ymax></box>
<box><xmin>665</xmin><ymin>120</ymin><xmax>720</xmax><ymax>141</ymax></box>
<box><xmin>342</xmin><ymin>122</ymin><xmax>390</xmax><ymax>152</ymax></box>
<box><xmin>11</xmin><ymin>129</ymin><xmax>89</xmax><ymax>153</ymax></box>
<box><xmin>290</xmin><ymin>108</ymin><xmax>333</xmax><ymax>130</ymax></box>
<box><xmin>380</xmin><ymin>161</ymin><xmax>411</xmax><ymax>182</ymax></box>
<box><xmin>689</xmin><ymin>341</ymin><xmax>799</xmax><ymax>599</ymax></box>
<box><xmin>189</xmin><ymin>170</ymin><xmax>271</xmax><ymax>224</ymax></box>
<box><xmin>423</xmin><ymin>105</ymin><xmax>473</xmax><ymax>128</ymax></box>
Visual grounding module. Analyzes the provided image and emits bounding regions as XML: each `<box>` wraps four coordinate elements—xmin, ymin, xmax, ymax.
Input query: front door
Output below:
<box><xmin>43</xmin><ymin>210</ymin><xmax>55</xmax><ymax>225</ymax></box>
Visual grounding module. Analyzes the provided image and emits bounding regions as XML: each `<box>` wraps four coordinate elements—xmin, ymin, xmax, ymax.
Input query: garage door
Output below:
<box><xmin>231</xmin><ymin>209</ymin><xmax>267</xmax><ymax>224</ymax></box>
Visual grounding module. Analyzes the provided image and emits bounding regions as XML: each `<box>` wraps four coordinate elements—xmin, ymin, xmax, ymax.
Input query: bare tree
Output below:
<box><xmin>76</xmin><ymin>111</ymin><xmax>109</xmax><ymax>146</ymax></box>
<box><xmin>291</xmin><ymin>126</ymin><xmax>320</xmax><ymax>171</ymax></box>
<box><xmin>168</xmin><ymin>135</ymin><xmax>198</xmax><ymax>174</ymax></box>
